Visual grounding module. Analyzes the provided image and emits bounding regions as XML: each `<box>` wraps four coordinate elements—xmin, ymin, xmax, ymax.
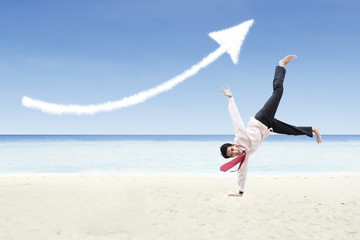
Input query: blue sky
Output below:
<box><xmin>0</xmin><ymin>0</ymin><xmax>359</xmax><ymax>134</ymax></box>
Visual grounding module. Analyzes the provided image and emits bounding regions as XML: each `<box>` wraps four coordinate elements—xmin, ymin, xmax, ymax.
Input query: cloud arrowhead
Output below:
<box><xmin>209</xmin><ymin>19</ymin><xmax>254</xmax><ymax>64</ymax></box>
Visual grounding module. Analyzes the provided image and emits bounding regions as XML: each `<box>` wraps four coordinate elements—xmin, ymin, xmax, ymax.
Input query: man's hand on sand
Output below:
<box><xmin>228</xmin><ymin>193</ymin><xmax>243</xmax><ymax>197</ymax></box>
<box><xmin>221</xmin><ymin>85</ymin><xmax>232</xmax><ymax>98</ymax></box>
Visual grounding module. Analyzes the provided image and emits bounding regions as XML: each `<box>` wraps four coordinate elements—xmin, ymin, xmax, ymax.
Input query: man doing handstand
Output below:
<box><xmin>220</xmin><ymin>55</ymin><xmax>322</xmax><ymax>197</ymax></box>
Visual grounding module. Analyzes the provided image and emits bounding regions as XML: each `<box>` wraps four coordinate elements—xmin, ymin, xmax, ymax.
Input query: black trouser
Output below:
<box><xmin>254</xmin><ymin>66</ymin><xmax>313</xmax><ymax>137</ymax></box>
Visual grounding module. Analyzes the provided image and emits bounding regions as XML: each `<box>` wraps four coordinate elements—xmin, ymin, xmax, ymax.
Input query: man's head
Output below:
<box><xmin>220</xmin><ymin>143</ymin><xmax>244</xmax><ymax>158</ymax></box>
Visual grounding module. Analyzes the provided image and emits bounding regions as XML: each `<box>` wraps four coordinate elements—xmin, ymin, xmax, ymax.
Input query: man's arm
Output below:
<box><xmin>221</xmin><ymin>88</ymin><xmax>247</xmax><ymax>137</ymax></box>
<box><xmin>222</xmin><ymin>87</ymin><xmax>249</xmax><ymax>197</ymax></box>
<box><xmin>228</xmin><ymin>158</ymin><xmax>249</xmax><ymax>197</ymax></box>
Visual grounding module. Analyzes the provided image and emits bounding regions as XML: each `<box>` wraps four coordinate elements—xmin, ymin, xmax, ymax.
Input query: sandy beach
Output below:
<box><xmin>0</xmin><ymin>175</ymin><xmax>359</xmax><ymax>240</ymax></box>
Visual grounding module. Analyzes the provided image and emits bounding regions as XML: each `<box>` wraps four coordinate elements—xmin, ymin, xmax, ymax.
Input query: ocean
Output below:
<box><xmin>0</xmin><ymin>135</ymin><xmax>359</xmax><ymax>176</ymax></box>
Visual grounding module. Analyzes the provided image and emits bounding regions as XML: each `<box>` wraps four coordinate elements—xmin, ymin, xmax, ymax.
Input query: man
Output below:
<box><xmin>220</xmin><ymin>55</ymin><xmax>322</xmax><ymax>197</ymax></box>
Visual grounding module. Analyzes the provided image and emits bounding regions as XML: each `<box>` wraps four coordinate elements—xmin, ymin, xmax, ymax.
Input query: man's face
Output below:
<box><xmin>226</xmin><ymin>144</ymin><xmax>244</xmax><ymax>158</ymax></box>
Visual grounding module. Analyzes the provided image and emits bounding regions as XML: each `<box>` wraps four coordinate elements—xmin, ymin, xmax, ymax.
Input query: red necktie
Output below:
<box><xmin>220</xmin><ymin>151</ymin><xmax>246</xmax><ymax>172</ymax></box>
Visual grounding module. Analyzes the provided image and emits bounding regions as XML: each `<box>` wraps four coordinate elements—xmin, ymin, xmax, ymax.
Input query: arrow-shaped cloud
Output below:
<box><xmin>22</xmin><ymin>19</ymin><xmax>254</xmax><ymax>115</ymax></box>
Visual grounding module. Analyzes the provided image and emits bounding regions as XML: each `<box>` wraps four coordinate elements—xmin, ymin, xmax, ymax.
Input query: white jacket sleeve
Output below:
<box><xmin>237</xmin><ymin>157</ymin><xmax>249</xmax><ymax>192</ymax></box>
<box><xmin>228</xmin><ymin>97</ymin><xmax>247</xmax><ymax>137</ymax></box>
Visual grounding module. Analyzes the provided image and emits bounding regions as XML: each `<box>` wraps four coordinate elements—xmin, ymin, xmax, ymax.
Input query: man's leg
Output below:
<box><xmin>270</xmin><ymin>118</ymin><xmax>322</xmax><ymax>143</ymax></box>
<box><xmin>255</xmin><ymin>55</ymin><xmax>297</xmax><ymax>128</ymax></box>
<box><xmin>270</xmin><ymin>118</ymin><xmax>313</xmax><ymax>137</ymax></box>
<box><xmin>255</xmin><ymin>66</ymin><xmax>286</xmax><ymax>128</ymax></box>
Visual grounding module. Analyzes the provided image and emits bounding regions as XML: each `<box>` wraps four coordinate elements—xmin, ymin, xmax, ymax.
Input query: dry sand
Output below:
<box><xmin>0</xmin><ymin>175</ymin><xmax>359</xmax><ymax>240</ymax></box>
